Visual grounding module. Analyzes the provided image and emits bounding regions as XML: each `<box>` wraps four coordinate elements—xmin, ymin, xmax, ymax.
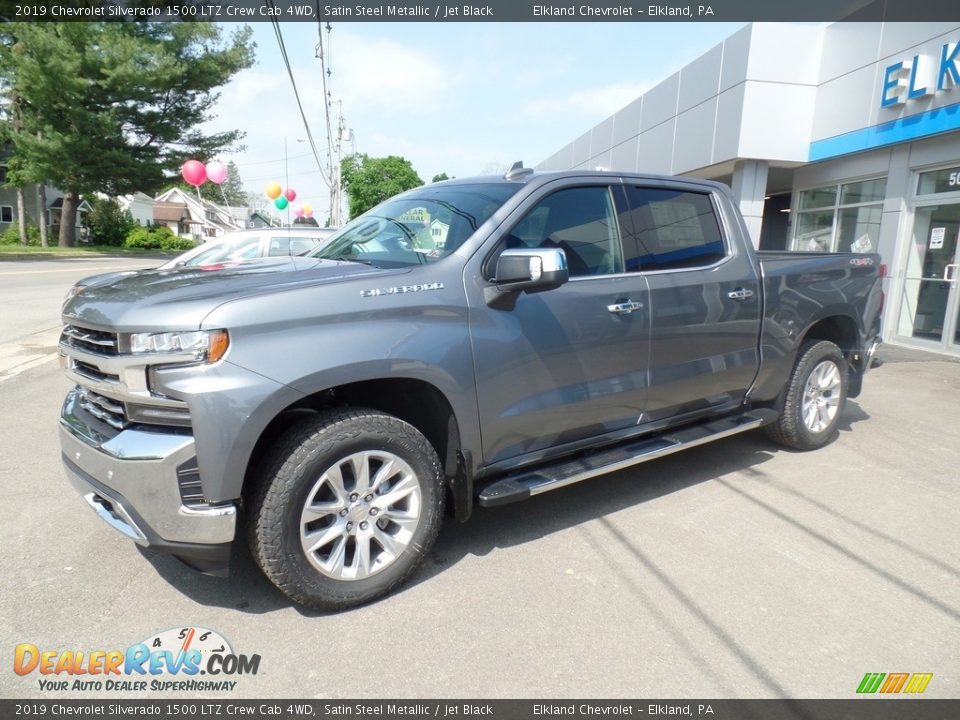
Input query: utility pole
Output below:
<box><xmin>329</xmin><ymin>101</ymin><xmax>342</xmax><ymax>228</ymax></box>
<box><xmin>328</xmin><ymin>100</ymin><xmax>353</xmax><ymax>228</ymax></box>
<box><xmin>284</xmin><ymin>136</ymin><xmax>290</xmax><ymax>227</ymax></box>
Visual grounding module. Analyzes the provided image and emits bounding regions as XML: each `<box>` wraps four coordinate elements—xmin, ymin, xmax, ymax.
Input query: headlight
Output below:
<box><xmin>62</xmin><ymin>283</ymin><xmax>85</xmax><ymax>309</ymax></box>
<box><xmin>127</xmin><ymin>329</ymin><xmax>229</xmax><ymax>362</ymax></box>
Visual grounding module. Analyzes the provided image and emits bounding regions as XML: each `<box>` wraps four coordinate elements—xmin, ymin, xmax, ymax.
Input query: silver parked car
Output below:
<box><xmin>163</xmin><ymin>227</ymin><xmax>339</xmax><ymax>268</ymax></box>
<box><xmin>63</xmin><ymin>227</ymin><xmax>340</xmax><ymax>307</ymax></box>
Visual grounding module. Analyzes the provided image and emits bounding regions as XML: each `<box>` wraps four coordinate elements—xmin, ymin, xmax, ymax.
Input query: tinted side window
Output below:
<box><xmin>622</xmin><ymin>188</ymin><xmax>725</xmax><ymax>271</ymax></box>
<box><xmin>504</xmin><ymin>186</ymin><xmax>623</xmax><ymax>277</ymax></box>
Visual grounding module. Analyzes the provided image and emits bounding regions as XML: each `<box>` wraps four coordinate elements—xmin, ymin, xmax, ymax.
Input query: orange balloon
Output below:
<box><xmin>265</xmin><ymin>182</ymin><xmax>282</xmax><ymax>199</ymax></box>
<box><xmin>302</xmin><ymin>203</ymin><xmax>313</xmax><ymax>216</ymax></box>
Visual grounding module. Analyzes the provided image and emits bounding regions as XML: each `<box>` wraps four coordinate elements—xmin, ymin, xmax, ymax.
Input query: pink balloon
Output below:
<box><xmin>180</xmin><ymin>160</ymin><xmax>207</xmax><ymax>187</ymax></box>
<box><xmin>284</xmin><ymin>188</ymin><xmax>297</xmax><ymax>202</ymax></box>
<box><xmin>293</xmin><ymin>205</ymin><xmax>304</xmax><ymax>218</ymax></box>
<box><xmin>206</xmin><ymin>161</ymin><xmax>228</xmax><ymax>185</ymax></box>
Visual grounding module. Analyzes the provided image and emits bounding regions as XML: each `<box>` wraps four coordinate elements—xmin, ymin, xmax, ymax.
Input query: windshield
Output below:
<box><xmin>313</xmin><ymin>183</ymin><xmax>520</xmax><ymax>268</ymax></box>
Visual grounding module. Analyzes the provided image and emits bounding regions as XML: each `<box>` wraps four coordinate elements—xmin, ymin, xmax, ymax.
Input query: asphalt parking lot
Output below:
<box><xmin>1</xmin><ymin>256</ymin><xmax>958</xmax><ymax>700</ymax></box>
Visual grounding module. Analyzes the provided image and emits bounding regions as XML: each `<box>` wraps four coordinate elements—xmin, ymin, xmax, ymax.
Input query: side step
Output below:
<box><xmin>477</xmin><ymin>409</ymin><xmax>778</xmax><ymax>508</ymax></box>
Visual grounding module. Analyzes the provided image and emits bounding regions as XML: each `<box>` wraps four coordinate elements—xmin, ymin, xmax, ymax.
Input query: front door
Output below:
<box><xmin>897</xmin><ymin>203</ymin><xmax>960</xmax><ymax>352</ymax></box>
<box><xmin>467</xmin><ymin>183</ymin><xmax>651</xmax><ymax>466</ymax></box>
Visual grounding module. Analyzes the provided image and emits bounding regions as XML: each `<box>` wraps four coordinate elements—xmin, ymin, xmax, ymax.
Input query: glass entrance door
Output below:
<box><xmin>898</xmin><ymin>203</ymin><xmax>960</xmax><ymax>350</ymax></box>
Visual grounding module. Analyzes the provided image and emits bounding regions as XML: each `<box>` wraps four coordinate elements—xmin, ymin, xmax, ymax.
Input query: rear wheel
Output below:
<box><xmin>766</xmin><ymin>340</ymin><xmax>848</xmax><ymax>450</ymax></box>
<box><xmin>247</xmin><ymin>408</ymin><xmax>444</xmax><ymax>610</ymax></box>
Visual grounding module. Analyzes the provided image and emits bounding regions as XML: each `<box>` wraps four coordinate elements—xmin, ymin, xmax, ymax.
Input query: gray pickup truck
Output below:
<box><xmin>59</xmin><ymin>169</ymin><xmax>883</xmax><ymax>610</ymax></box>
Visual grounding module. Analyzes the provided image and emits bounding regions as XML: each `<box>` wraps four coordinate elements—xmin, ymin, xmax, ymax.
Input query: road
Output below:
<box><xmin>0</xmin><ymin>256</ymin><xmax>163</xmax><ymax>382</ymax></box>
<box><xmin>0</xmin><ymin>257</ymin><xmax>958</xmax><ymax>700</ymax></box>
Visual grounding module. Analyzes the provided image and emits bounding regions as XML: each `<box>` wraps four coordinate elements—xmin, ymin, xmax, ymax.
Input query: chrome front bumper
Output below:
<box><xmin>60</xmin><ymin>389</ymin><xmax>236</xmax><ymax>548</ymax></box>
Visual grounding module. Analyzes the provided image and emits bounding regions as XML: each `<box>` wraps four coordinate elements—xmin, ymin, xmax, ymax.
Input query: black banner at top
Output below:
<box><xmin>2</xmin><ymin>700</ymin><xmax>960</xmax><ymax>720</ymax></box>
<box><xmin>3</xmin><ymin>0</ymin><xmax>960</xmax><ymax>23</ymax></box>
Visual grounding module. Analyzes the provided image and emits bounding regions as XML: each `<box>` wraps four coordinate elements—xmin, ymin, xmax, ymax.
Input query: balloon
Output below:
<box><xmin>302</xmin><ymin>203</ymin><xmax>313</xmax><ymax>217</ymax></box>
<box><xmin>265</xmin><ymin>182</ymin><xmax>282</xmax><ymax>199</ymax></box>
<box><xmin>284</xmin><ymin>188</ymin><xmax>297</xmax><ymax>202</ymax></box>
<box><xmin>293</xmin><ymin>205</ymin><xmax>304</xmax><ymax>218</ymax></box>
<box><xmin>206</xmin><ymin>161</ymin><xmax>228</xmax><ymax>185</ymax></box>
<box><xmin>274</xmin><ymin>196</ymin><xmax>289</xmax><ymax>210</ymax></box>
<box><xmin>181</xmin><ymin>160</ymin><xmax>207</xmax><ymax>187</ymax></box>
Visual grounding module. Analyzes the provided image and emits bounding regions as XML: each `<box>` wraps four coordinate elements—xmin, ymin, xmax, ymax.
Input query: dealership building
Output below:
<box><xmin>538</xmin><ymin>22</ymin><xmax>960</xmax><ymax>356</ymax></box>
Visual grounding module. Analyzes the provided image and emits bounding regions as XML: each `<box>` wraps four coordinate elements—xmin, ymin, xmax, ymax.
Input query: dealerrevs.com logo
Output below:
<box><xmin>14</xmin><ymin>626</ymin><xmax>261</xmax><ymax>693</ymax></box>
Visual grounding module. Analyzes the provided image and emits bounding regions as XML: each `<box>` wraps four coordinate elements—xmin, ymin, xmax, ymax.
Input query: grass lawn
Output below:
<box><xmin>0</xmin><ymin>244</ymin><xmax>172</xmax><ymax>258</ymax></box>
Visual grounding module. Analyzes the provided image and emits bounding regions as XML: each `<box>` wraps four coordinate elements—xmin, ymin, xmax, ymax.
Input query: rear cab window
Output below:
<box><xmin>621</xmin><ymin>187</ymin><xmax>726</xmax><ymax>271</ymax></box>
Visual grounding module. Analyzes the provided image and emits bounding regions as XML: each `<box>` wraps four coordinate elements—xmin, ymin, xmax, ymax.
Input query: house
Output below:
<box><xmin>0</xmin><ymin>146</ymin><xmax>90</xmax><ymax>241</ymax></box>
<box><xmin>247</xmin><ymin>211</ymin><xmax>280</xmax><ymax>229</ymax></box>
<box><xmin>116</xmin><ymin>192</ymin><xmax>155</xmax><ymax>227</ymax></box>
<box><xmin>152</xmin><ymin>188</ymin><xmax>242</xmax><ymax>241</ymax></box>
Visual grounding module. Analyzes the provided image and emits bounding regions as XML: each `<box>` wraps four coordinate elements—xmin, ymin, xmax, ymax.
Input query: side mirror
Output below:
<box><xmin>494</xmin><ymin>248</ymin><xmax>569</xmax><ymax>292</ymax></box>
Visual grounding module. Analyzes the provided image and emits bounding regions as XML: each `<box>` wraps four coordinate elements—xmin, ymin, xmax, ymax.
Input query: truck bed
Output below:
<box><xmin>750</xmin><ymin>250</ymin><xmax>883</xmax><ymax>402</ymax></box>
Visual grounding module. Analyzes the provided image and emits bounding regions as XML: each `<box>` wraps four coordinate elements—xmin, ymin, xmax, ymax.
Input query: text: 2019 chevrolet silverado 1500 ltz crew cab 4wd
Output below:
<box><xmin>59</xmin><ymin>169</ymin><xmax>882</xmax><ymax>609</ymax></box>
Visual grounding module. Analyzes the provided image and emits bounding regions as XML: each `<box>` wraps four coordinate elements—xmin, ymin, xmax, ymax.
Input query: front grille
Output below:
<box><xmin>77</xmin><ymin>388</ymin><xmax>127</xmax><ymax>430</ymax></box>
<box><xmin>73</xmin><ymin>360</ymin><xmax>120</xmax><ymax>384</ymax></box>
<box><xmin>62</xmin><ymin>324</ymin><xmax>119</xmax><ymax>356</ymax></box>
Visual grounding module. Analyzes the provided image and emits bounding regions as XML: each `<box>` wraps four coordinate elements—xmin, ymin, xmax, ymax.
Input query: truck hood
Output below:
<box><xmin>63</xmin><ymin>256</ymin><xmax>396</xmax><ymax>332</ymax></box>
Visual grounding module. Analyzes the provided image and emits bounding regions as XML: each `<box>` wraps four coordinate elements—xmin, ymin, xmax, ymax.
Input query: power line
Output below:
<box><xmin>316</xmin><ymin>21</ymin><xmax>336</xmax><ymax>178</ymax></box>
<box><xmin>267</xmin><ymin>1</ymin><xmax>330</xmax><ymax>189</ymax></box>
<box><xmin>232</xmin><ymin>152</ymin><xmax>314</xmax><ymax>168</ymax></box>
<box><xmin>244</xmin><ymin>167</ymin><xmax>329</xmax><ymax>183</ymax></box>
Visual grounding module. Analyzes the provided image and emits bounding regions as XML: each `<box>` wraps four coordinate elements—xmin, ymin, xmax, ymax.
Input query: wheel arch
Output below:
<box><xmin>800</xmin><ymin>312</ymin><xmax>860</xmax><ymax>356</ymax></box>
<box><xmin>798</xmin><ymin>312</ymin><xmax>864</xmax><ymax>398</ymax></box>
<box><xmin>243</xmin><ymin>376</ymin><xmax>473</xmax><ymax>522</ymax></box>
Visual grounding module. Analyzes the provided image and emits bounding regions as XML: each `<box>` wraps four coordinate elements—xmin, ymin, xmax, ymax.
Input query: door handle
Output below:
<box><xmin>944</xmin><ymin>263</ymin><xmax>959</xmax><ymax>283</ymax></box>
<box><xmin>728</xmin><ymin>288</ymin><xmax>755</xmax><ymax>300</ymax></box>
<box><xmin>607</xmin><ymin>300</ymin><xmax>644</xmax><ymax>314</ymax></box>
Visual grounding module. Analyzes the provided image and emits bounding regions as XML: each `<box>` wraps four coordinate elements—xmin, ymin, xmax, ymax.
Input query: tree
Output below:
<box><xmin>220</xmin><ymin>160</ymin><xmax>247</xmax><ymax>206</ymax></box>
<box><xmin>86</xmin><ymin>197</ymin><xmax>135</xmax><ymax>247</ymax></box>
<box><xmin>431</xmin><ymin>172</ymin><xmax>452</xmax><ymax>183</ymax></box>
<box><xmin>0</xmin><ymin>22</ymin><xmax>255</xmax><ymax>246</ymax></box>
<box><xmin>340</xmin><ymin>154</ymin><xmax>423</xmax><ymax>219</ymax></box>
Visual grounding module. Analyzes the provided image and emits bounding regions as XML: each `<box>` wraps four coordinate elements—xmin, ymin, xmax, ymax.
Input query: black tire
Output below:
<box><xmin>765</xmin><ymin>340</ymin><xmax>848</xmax><ymax>450</ymax></box>
<box><xmin>247</xmin><ymin>407</ymin><xmax>445</xmax><ymax>611</ymax></box>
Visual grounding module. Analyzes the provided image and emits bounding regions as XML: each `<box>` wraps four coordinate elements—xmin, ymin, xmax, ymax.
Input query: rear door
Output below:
<box><xmin>620</xmin><ymin>184</ymin><xmax>761</xmax><ymax>424</ymax></box>
<box><xmin>466</xmin><ymin>180</ymin><xmax>651</xmax><ymax>466</ymax></box>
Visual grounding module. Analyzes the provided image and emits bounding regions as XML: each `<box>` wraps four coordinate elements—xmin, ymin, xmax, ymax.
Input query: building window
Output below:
<box><xmin>0</xmin><ymin>206</ymin><xmax>13</xmax><ymax>223</ymax></box>
<box><xmin>0</xmin><ymin>166</ymin><xmax>7</xmax><ymax>184</ymax></box>
<box><xmin>791</xmin><ymin>178</ymin><xmax>886</xmax><ymax>253</ymax></box>
<box><xmin>917</xmin><ymin>166</ymin><xmax>960</xmax><ymax>195</ymax></box>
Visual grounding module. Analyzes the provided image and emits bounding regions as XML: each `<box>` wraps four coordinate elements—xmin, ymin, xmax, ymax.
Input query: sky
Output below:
<box><xmin>204</xmin><ymin>21</ymin><xmax>747</xmax><ymax>220</ymax></box>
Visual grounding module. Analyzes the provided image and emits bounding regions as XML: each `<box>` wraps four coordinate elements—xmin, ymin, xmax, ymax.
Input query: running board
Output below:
<box><xmin>478</xmin><ymin>409</ymin><xmax>778</xmax><ymax>508</ymax></box>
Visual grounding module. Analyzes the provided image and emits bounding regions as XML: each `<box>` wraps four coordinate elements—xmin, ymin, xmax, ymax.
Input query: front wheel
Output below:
<box><xmin>247</xmin><ymin>408</ymin><xmax>445</xmax><ymax>610</ymax></box>
<box><xmin>766</xmin><ymin>340</ymin><xmax>848</xmax><ymax>450</ymax></box>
